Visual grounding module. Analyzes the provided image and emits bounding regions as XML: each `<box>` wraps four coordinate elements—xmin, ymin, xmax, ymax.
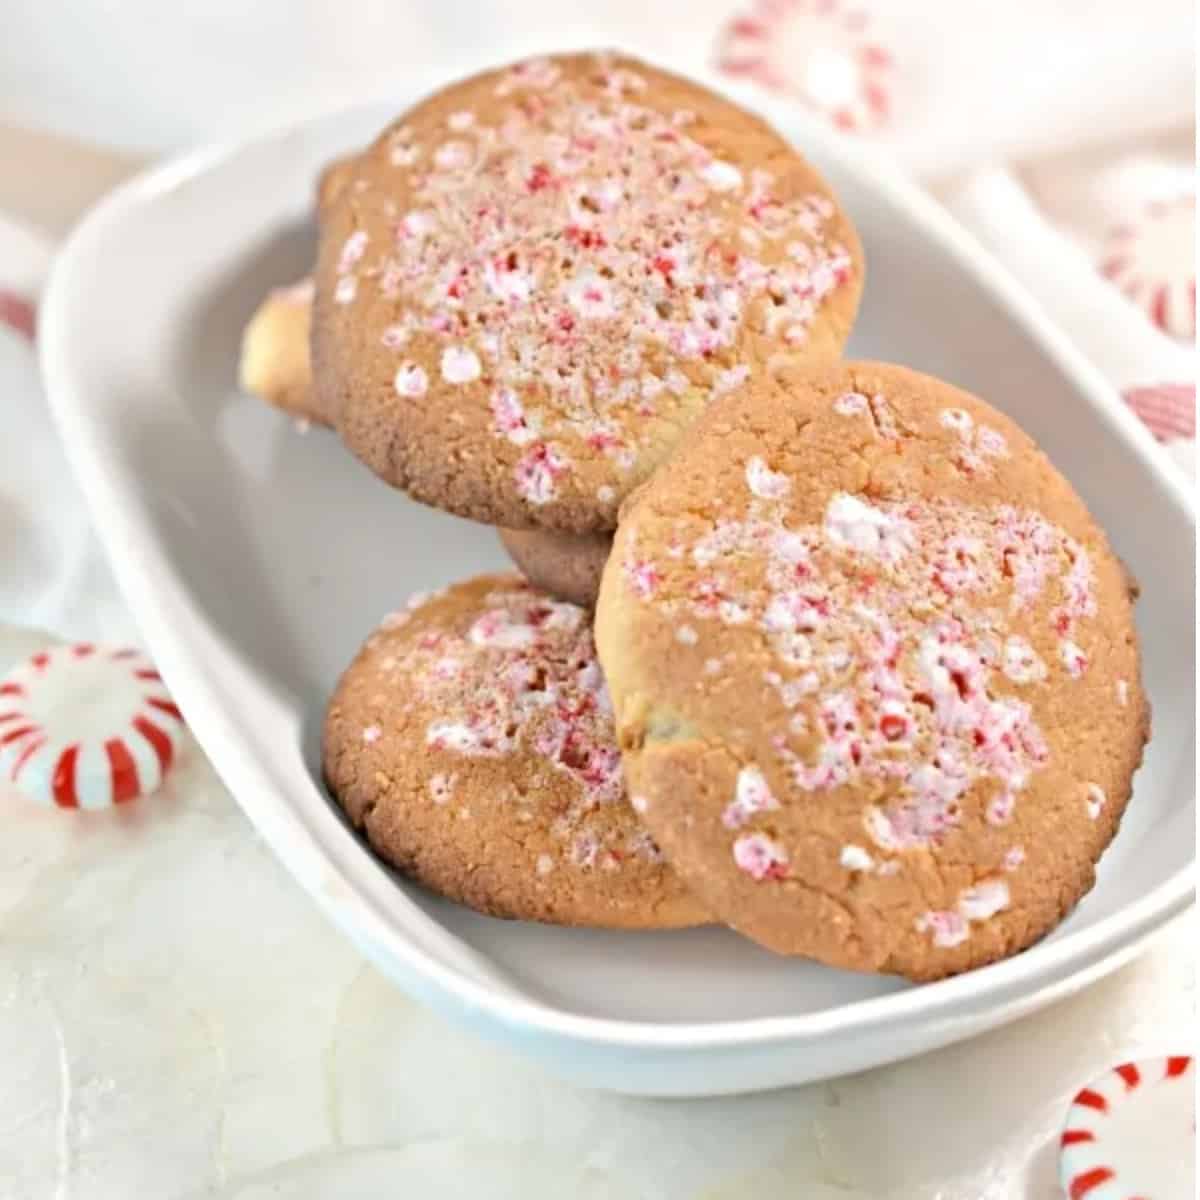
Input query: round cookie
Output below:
<box><xmin>317</xmin><ymin>154</ymin><xmax>355</xmax><ymax>215</ymax></box>
<box><xmin>595</xmin><ymin>361</ymin><xmax>1148</xmax><ymax>980</ymax></box>
<box><xmin>323</xmin><ymin>574</ymin><xmax>706</xmax><ymax>928</ymax></box>
<box><xmin>498</xmin><ymin>526</ymin><xmax>612</xmax><ymax>608</ymax></box>
<box><xmin>239</xmin><ymin>279</ymin><xmax>329</xmax><ymax>425</ymax></box>
<box><xmin>312</xmin><ymin>51</ymin><xmax>863</xmax><ymax>535</ymax></box>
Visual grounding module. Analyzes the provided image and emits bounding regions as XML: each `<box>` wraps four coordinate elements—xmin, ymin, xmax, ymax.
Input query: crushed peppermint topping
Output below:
<box><xmin>362</xmin><ymin>724</ymin><xmax>382</xmax><ymax>744</ymax></box>
<box><xmin>733</xmin><ymin>831</ymin><xmax>790</xmax><ymax>880</ymax></box>
<box><xmin>494</xmin><ymin>56</ymin><xmax>562</xmax><ymax>94</ymax></box>
<box><xmin>334</xmin><ymin>231</ymin><xmax>369</xmax><ymax>306</ymax></box>
<box><xmin>824</xmin><ymin>493</ymin><xmax>913</xmax><ymax>563</ymax></box>
<box><xmin>957</xmin><ymin>879</ymin><xmax>1011</xmax><ymax>921</ymax></box>
<box><xmin>1116</xmin><ymin>679</ymin><xmax>1129</xmax><ymax>706</ymax></box>
<box><xmin>429</xmin><ymin>772</ymin><xmax>457</xmax><ymax>803</ymax></box>
<box><xmin>625</xmin><ymin>429</ymin><xmax>1101</xmax><ymax>862</ymax></box>
<box><xmin>723</xmin><ymin>765</ymin><xmax>781</xmax><ymax>828</ymax></box>
<box><xmin>395</xmin><ymin>363</ymin><xmax>429</xmax><ymax>397</ymax></box>
<box><xmin>1060</xmin><ymin>640</ymin><xmax>1088</xmax><ymax>677</ymax></box>
<box><xmin>940</xmin><ymin>407</ymin><xmax>1010</xmax><ymax>474</ymax></box>
<box><xmin>490</xmin><ymin>388</ymin><xmax>538</xmax><ymax>444</ymax></box>
<box><xmin>514</xmin><ymin>443</ymin><xmax>570</xmax><ymax>504</ymax></box>
<box><xmin>1002</xmin><ymin>636</ymin><xmax>1046</xmax><ymax>684</ymax></box>
<box><xmin>839</xmin><ymin>844</ymin><xmax>874</xmax><ymax>871</ymax></box>
<box><xmin>915</xmin><ymin>909</ymin><xmax>968</xmax><ymax>948</ymax></box>
<box><xmin>626</xmin><ymin>557</ymin><xmax>662</xmax><ymax>599</ymax></box>
<box><xmin>715</xmin><ymin>364</ymin><xmax>752</xmax><ymax>394</ymax></box>
<box><xmin>699</xmin><ymin>159</ymin><xmax>744</xmax><ymax>191</ymax></box>
<box><xmin>986</xmin><ymin>791</ymin><xmax>1016</xmax><ymax>826</ymax></box>
<box><xmin>434</xmin><ymin>140</ymin><xmax>472</xmax><ymax>170</ymax></box>
<box><xmin>833</xmin><ymin>391</ymin><xmax>869</xmax><ymax>416</ymax></box>
<box><xmin>340</xmin><ymin>53</ymin><xmax>855</xmax><ymax>503</ymax></box>
<box><xmin>337</xmin><ymin>230</ymin><xmax>368</xmax><ymax>274</ymax></box>
<box><xmin>746</xmin><ymin>455</ymin><xmax>792</xmax><ymax>499</ymax></box>
<box><xmin>441</xmin><ymin>346</ymin><xmax>482</xmax><ymax>383</ymax></box>
<box><xmin>382</xmin><ymin>322</ymin><xmax>411</xmax><ymax>349</ymax></box>
<box><xmin>1085</xmin><ymin>783</ymin><xmax>1106</xmax><ymax>819</ymax></box>
<box><xmin>467</xmin><ymin>597</ymin><xmax>580</xmax><ymax>648</ymax></box>
<box><xmin>371</xmin><ymin>581</ymin><xmax>663</xmax><ymax>873</ymax></box>
<box><xmin>918</xmin><ymin>878</ymin><xmax>1010</xmax><ymax>948</ymax></box>
<box><xmin>425</xmin><ymin>720</ymin><xmax>495</xmax><ymax>753</ymax></box>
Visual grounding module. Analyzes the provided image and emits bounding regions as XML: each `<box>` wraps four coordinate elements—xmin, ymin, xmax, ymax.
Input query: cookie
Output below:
<box><xmin>595</xmin><ymin>362</ymin><xmax>1148</xmax><ymax>979</ymax></box>
<box><xmin>312</xmin><ymin>51</ymin><xmax>863</xmax><ymax>535</ymax></box>
<box><xmin>323</xmin><ymin>574</ymin><xmax>706</xmax><ymax>928</ymax></box>
<box><xmin>317</xmin><ymin>154</ymin><xmax>355</xmax><ymax>214</ymax></box>
<box><xmin>238</xmin><ymin>279</ymin><xmax>328</xmax><ymax>424</ymax></box>
<box><xmin>498</xmin><ymin>527</ymin><xmax>612</xmax><ymax>608</ymax></box>
<box><xmin>238</xmin><ymin>148</ymin><xmax>358</xmax><ymax>423</ymax></box>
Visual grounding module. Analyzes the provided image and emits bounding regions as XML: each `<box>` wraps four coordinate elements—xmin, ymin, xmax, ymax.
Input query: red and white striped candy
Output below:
<box><xmin>0</xmin><ymin>643</ymin><xmax>184</xmax><ymax>808</ymax></box>
<box><xmin>1122</xmin><ymin>383</ymin><xmax>1196</xmax><ymax>445</ymax></box>
<box><xmin>717</xmin><ymin>0</ymin><xmax>895</xmax><ymax>133</ymax></box>
<box><xmin>1059</xmin><ymin>1056</ymin><xmax>1194</xmax><ymax>1199</ymax></box>
<box><xmin>1099</xmin><ymin>195</ymin><xmax>1196</xmax><ymax>340</ymax></box>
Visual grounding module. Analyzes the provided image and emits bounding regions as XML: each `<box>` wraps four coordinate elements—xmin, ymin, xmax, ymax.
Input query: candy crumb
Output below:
<box><xmin>840</xmin><ymin>844</ymin><xmax>873</xmax><ymax>871</ymax></box>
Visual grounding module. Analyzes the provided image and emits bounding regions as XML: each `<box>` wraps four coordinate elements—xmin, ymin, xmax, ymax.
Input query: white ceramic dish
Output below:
<box><xmin>40</xmin><ymin>67</ymin><xmax>1194</xmax><ymax>1097</ymax></box>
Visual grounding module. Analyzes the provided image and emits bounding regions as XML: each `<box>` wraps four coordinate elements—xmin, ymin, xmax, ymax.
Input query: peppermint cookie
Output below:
<box><xmin>234</xmin><ymin>285</ymin><xmax>609</xmax><ymax>606</ymax></box>
<box><xmin>323</xmin><ymin>574</ymin><xmax>705</xmax><ymax>928</ymax></box>
<box><xmin>595</xmin><ymin>362</ymin><xmax>1148</xmax><ymax>979</ymax></box>
<box><xmin>312</xmin><ymin>51</ymin><xmax>863</xmax><ymax>535</ymax></box>
<box><xmin>239</xmin><ymin>279</ymin><xmax>327</xmax><ymax>424</ymax></box>
<box><xmin>317</xmin><ymin>154</ymin><xmax>354</xmax><ymax>215</ymax></box>
<box><xmin>498</xmin><ymin>527</ymin><xmax>612</xmax><ymax>608</ymax></box>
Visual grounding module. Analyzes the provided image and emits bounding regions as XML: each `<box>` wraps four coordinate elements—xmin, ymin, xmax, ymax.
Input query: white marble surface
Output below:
<box><xmin>0</xmin><ymin>621</ymin><xmax>1193</xmax><ymax>1200</ymax></box>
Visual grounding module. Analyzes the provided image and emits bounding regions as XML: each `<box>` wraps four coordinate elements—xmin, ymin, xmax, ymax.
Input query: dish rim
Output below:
<box><xmin>39</xmin><ymin>61</ymin><xmax>1196</xmax><ymax>1054</ymax></box>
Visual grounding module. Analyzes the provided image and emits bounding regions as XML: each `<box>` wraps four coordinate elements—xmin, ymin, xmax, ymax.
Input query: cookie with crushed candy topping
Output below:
<box><xmin>323</xmin><ymin>574</ymin><xmax>706</xmax><ymax>928</ymax></box>
<box><xmin>235</xmin><ymin>282</ymin><xmax>614</xmax><ymax>605</ymax></box>
<box><xmin>312</xmin><ymin>51</ymin><xmax>863</xmax><ymax>535</ymax></box>
<box><xmin>498</xmin><ymin>526</ymin><xmax>612</xmax><ymax>608</ymax></box>
<box><xmin>594</xmin><ymin>361</ymin><xmax>1148</xmax><ymax>979</ymax></box>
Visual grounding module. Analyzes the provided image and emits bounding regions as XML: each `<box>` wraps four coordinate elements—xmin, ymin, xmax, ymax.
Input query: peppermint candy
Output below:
<box><xmin>1059</xmin><ymin>1056</ymin><xmax>1194</xmax><ymax>1199</ymax></box>
<box><xmin>0</xmin><ymin>643</ymin><xmax>185</xmax><ymax>808</ymax></box>
<box><xmin>1100</xmin><ymin>195</ymin><xmax>1196</xmax><ymax>340</ymax></box>
<box><xmin>717</xmin><ymin>0</ymin><xmax>895</xmax><ymax>133</ymax></box>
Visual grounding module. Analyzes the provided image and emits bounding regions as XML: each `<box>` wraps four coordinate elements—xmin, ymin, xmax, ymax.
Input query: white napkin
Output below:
<box><xmin>0</xmin><ymin>216</ymin><xmax>133</xmax><ymax>641</ymax></box>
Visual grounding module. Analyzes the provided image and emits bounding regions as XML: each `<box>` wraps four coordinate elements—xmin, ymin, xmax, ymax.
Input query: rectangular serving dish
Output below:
<box><xmin>40</xmin><ymin>65</ymin><xmax>1194</xmax><ymax>1096</ymax></box>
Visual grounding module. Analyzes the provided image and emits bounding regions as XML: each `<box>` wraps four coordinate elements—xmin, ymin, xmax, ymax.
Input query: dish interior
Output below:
<box><xmin>48</xmin><ymin>97</ymin><xmax>1194</xmax><ymax>1028</ymax></box>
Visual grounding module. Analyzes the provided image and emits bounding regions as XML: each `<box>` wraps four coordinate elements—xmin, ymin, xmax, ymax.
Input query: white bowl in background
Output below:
<box><xmin>39</xmin><ymin>71</ymin><xmax>1194</xmax><ymax>1096</ymax></box>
